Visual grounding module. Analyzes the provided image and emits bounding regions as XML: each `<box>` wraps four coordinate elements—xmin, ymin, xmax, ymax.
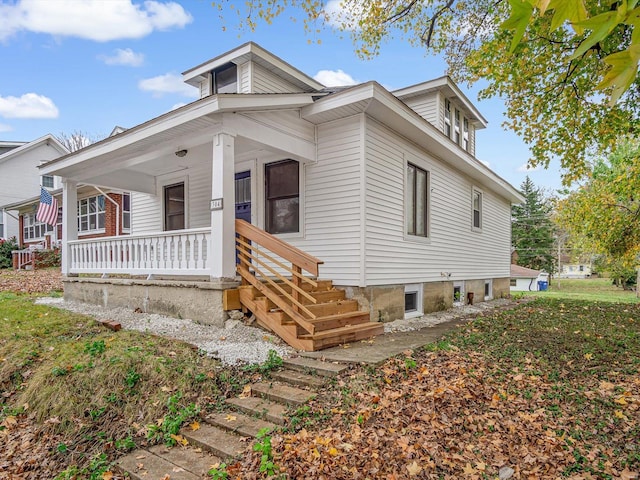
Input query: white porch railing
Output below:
<box><xmin>67</xmin><ymin>228</ymin><xmax>211</xmax><ymax>276</ymax></box>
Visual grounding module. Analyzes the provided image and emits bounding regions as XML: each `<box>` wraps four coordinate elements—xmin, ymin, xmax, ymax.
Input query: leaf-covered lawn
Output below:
<box><xmin>0</xmin><ymin>268</ymin><xmax>63</xmax><ymax>294</ymax></box>
<box><xmin>236</xmin><ymin>298</ymin><xmax>639</xmax><ymax>479</ymax></box>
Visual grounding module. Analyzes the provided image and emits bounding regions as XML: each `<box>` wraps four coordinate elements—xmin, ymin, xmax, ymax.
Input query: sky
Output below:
<box><xmin>0</xmin><ymin>0</ymin><xmax>562</xmax><ymax>192</ymax></box>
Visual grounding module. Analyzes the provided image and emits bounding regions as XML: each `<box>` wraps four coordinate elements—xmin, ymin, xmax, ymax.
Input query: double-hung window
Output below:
<box><xmin>122</xmin><ymin>193</ymin><xmax>131</xmax><ymax>231</ymax></box>
<box><xmin>23</xmin><ymin>213</ymin><xmax>53</xmax><ymax>240</ymax></box>
<box><xmin>41</xmin><ymin>175</ymin><xmax>54</xmax><ymax>189</ymax></box>
<box><xmin>444</xmin><ymin>100</ymin><xmax>452</xmax><ymax>138</ymax></box>
<box><xmin>265</xmin><ymin>160</ymin><xmax>299</xmax><ymax>234</ymax></box>
<box><xmin>472</xmin><ymin>189</ymin><xmax>482</xmax><ymax>230</ymax></box>
<box><xmin>406</xmin><ymin>163</ymin><xmax>429</xmax><ymax>237</ymax></box>
<box><xmin>78</xmin><ymin>195</ymin><xmax>105</xmax><ymax>233</ymax></box>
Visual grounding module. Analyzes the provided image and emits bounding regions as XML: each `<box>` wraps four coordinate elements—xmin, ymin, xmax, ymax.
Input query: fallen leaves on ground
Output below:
<box><xmin>0</xmin><ymin>268</ymin><xmax>62</xmax><ymax>294</ymax></box>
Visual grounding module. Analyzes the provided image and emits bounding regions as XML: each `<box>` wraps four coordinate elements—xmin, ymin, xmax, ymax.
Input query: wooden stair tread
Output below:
<box><xmin>300</xmin><ymin>322</ymin><xmax>384</xmax><ymax>340</ymax></box>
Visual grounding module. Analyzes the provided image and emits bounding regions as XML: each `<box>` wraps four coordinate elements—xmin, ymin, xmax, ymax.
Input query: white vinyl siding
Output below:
<box><xmin>252</xmin><ymin>62</ymin><xmax>305</xmax><ymax>94</ymax></box>
<box><xmin>402</xmin><ymin>92</ymin><xmax>440</xmax><ymax>127</ymax></box>
<box><xmin>199</xmin><ymin>77</ymin><xmax>210</xmax><ymax>98</ymax></box>
<box><xmin>239</xmin><ymin>62</ymin><xmax>251</xmax><ymax>93</ymax></box>
<box><xmin>364</xmin><ymin>117</ymin><xmax>511</xmax><ymax>285</ymax></box>
<box><xmin>285</xmin><ymin>115</ymin><xmax>364</xmax><ymax>285</ymax></box>
<box><xmin>130</xmin><ymin>192</ymin><xmax>161</xmax><ymax>233</ymax></box>
<box><xmin>243</xmin><ymin>110</ymin><xmax>316</xmax><ymax>144</ymax></box>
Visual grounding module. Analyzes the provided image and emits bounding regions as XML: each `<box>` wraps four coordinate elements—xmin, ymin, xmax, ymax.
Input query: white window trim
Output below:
<box><xmin>453</xmin><ymin>281</ymin><xmax>465</xmax><ymax>306</ymax></box>
<box><xmin>122</xmin><ymin>192</ymin><xmax>131</xmax><ymax>233</ymax></box>
<box><xmin>159</xmin><ymin>174</ymin><xmax>189</xmax><ymax>231</ymax></box>
<box><xmin>404</xmin><ymin>283</ymin><xmax>423</xmax><ymax>319</ymax></box>
<box><xmin>77</xmin><ymin>194</ymin><xmax>106</xmax><ymax>235</ymax></box>
<box><xmin>259</xmin><ymin>158</ymin><xmax>304</xmax><ymax>240</ymax></box>
<box><xmin>471</xmin><ymin>186</ymin><xmax>483</xmax><ymax>232</ymax></box>
<box><xmin>403</xmin><ymin>156</ymin><xmax>431</xmax><ymax>244</ymax></box>
<box><xmin>484</xmin><ymin>279</ymin><xmax>493</xmax><ymax>300</ymax></box>
<box><xmin>22</xmin><ymin>212</ymin><xmax>53</xmax><ymax>241</ymax></box>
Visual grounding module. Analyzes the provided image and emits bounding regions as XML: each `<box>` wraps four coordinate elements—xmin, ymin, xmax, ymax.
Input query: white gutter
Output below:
<box><xmin>93</xmin><ymin>186</ymin><xmax>120</xmax><ymax>236</ymax></box>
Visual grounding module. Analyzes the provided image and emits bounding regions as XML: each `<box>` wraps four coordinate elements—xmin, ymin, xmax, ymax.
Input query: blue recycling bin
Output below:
<box><xmin>537</xmin><ymin>280</ymin><xmax>548</xmax><ymax>291</ymax></box>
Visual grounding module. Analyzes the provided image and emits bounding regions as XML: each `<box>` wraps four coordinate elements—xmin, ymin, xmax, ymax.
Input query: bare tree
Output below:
<box><xmin>57</xmin><ymin>130</ymin><xmax>103</xmax><ymax>152</ymax></box>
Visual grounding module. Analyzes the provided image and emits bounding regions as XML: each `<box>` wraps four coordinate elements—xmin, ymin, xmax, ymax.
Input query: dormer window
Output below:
<box><xmin>41</xmin><ymin>175</ymin><xmax>54</xmax><ymax>189</ymax></box>
<box><xmin>444</xmin><ymin>100</ymin><xmax>452</xmax><ymax>137</ymax></box>
<box><xmin>463</xmin><ymin>118</ymin><xmax>469</xmax><ymax>151</ymax></box>
<box><xmin>212</xmin><ymin>63</ymin><xmax>237</xmax><ymax>94</ymax></box>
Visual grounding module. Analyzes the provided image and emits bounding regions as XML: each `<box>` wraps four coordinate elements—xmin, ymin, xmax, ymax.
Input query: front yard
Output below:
<box><xmin>0</xmin><ymin>269</ymin><xmax>638</xmax><ymax>478</ymax></box>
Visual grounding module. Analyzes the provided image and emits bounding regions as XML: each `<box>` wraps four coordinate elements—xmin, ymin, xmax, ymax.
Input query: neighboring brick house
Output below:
<box><xmin>4</xmin><ymin>187</ymin><xmax>131</xmax><ymax>249</ymax></box>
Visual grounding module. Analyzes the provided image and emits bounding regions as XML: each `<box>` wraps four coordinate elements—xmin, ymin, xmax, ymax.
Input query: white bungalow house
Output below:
<box><xmin>40</xmin><ymin>42</ymin><xmax>524</xmax><ymax>351</ymax></box>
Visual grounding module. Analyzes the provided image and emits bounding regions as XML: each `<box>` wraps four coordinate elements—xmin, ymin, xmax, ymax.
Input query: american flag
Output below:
<box><xmin>36</xmin><ymin>187</ymin><xmax>58</xmax><ymax>226</ymax></box>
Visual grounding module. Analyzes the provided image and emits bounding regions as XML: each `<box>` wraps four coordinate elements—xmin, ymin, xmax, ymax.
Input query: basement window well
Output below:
<box><xmin>404</xmin><ymin>284</ymin><xmax>423</xmax><ymax>318</ymax></box>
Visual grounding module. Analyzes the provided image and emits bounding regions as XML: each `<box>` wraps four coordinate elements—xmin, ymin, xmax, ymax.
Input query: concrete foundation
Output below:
<box><xmin>340</xmin><ymin>277</ymin><xmax>510</xmax><ymax>323</ymax></box>
<box><xmin>63</xmin><ymin>277</ymin><xmax>239</xmax><ymax>327</ymax></box>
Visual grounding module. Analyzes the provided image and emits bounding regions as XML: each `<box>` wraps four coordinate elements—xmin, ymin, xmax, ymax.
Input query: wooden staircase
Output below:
<box><xmin>232</xmin><ymin>219</ymin><xmax>383</xmax><ymax>351</ymax></box>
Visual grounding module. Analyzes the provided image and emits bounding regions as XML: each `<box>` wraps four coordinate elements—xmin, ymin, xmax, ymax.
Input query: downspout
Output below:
<box><xmin>93</xmin><ymin>186</ymin><xmax>120</xmax><ymax>236</ymax></box>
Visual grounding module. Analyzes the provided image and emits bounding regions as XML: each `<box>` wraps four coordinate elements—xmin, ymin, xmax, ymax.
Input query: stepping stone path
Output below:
<box><xmin>116</xmin><ymin>356</ymin><xmax>348</xmax><ymax>479</ymax></box>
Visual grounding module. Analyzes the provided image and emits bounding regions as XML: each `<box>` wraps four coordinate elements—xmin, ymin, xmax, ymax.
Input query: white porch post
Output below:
<box><xmin>210</xmin><ymin>132</ymin><xmax>236</xmax><ymax>279</ymax></box>
<box><xmin>61</xmin><ymin>179</ymin><xmax>78</xmax><ymax>276</ymax></box>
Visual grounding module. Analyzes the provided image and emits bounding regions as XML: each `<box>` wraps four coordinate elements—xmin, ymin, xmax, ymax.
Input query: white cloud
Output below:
<box><xmin>99</xmin><ymin>48</ymin><xmax>144</xmax><ymax>67</ymax></box>
<box><xmin>322</xmin><ymin>0</ymin><xmax>361</xmax><ymax>29</ymax></box>
<box><xmin>138</xmin><ymin>73</ymin><xmax>198</xmax><ymax>98</ymax></box>
<box><xmin>0</xmin><ymin>0</ymin><xmax>192</xmax><ymax>42</ymax></box>
<box><xmin>313</xmin><ymin>69</ymin><xmax>358</xmax><ymax>87</ymax></box>
<box><xmin>0</xmin><ymin>123</ymin><xmax>13</xmax><ymax>132</ymax></box>
<box><xmin>0</xmin><ymin>93</ymin><xmax>59</xmax><ymax>119</ymax></box>
<box><xmin>517</xmin><ymin>162</ymin><xmax>541</xmax><ymax>172</ymax></box>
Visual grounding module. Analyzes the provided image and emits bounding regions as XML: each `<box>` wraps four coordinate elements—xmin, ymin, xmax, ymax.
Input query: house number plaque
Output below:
<box><xmin>210</xmin><ymin>198</ymin><xmax>223</xmax><ymax>210</ymax></box>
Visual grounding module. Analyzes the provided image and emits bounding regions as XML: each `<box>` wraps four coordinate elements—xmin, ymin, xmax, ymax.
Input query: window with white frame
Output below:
<box><xmin>265</xmin><ymin>160</ymin><xmax>300</xmax><ymax>234</ymax></box>
<box><xmin>454</xmin><ymin>109</ymin><xmax>461</xmax><ymax>145</ymax></box>
<box><xmin>472</xmin><ymin>189</ymin><xmax>482</xmax><ymax>230</ymax></box>
<box><xmin>77</xmin><ymin>195</ymin><xmax>105</xmax><ymax>233</ymax></box>
<box><xmin>453</xmin><ymin>282</ymin><xmax>464</xmax><ymax>305</ymax></box>
<box><xmin>122</xmin><ymin>193</ymin><xmax>131</xmax><ymax>231</ymax></box>
<box><xmin>484</xmin><ymin>280</ymin><xmax>493</xmax><ymax>300</ymax></box>
<box><xmin>463</xmin><ymin>118</ymin><xmax>470</xmax><ymax>151</ymax></box>
<box><xmin>23</xmin><ymin>213</ymin><xmax>53</xmax><ymax>241</ymax></box>
<box><xmin>41</xmin><ymin>175</ymin><xmax>54</xmax><ymax>189</ymax></box>
<box><xmin>444</xmin><ymin>99</ymin><xmax>452</xmax><ymax>137</ymax></box>
<box><xmin>406</xmin><ymin>163</ymin><xmax>429</xmax><ymax>237</ymax></box>
<box><xmin>211</xmin><ymin>63</ymin><xmax>237</xmax><ymax>94</ymax></box>
<box><xmin>404</xmin><ymin>284</ymin><xmax>423</xmax><ymax>318</ymax></box>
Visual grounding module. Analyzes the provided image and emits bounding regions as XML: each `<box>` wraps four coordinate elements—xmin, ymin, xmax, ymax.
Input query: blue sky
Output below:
<box><xmin>0</xmin><ymin>0</ymin><xmax>561</xmax><ymax>192</ymax></box>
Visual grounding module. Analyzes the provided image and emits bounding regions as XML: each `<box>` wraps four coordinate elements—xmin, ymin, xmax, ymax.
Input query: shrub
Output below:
<box><xmin>34</xmin><ymin>249</ymin><xmax>61</xmax><ymax>269</ymax></box>
<box><xmin>0</xmin><ymin>237</ymin><xmax>19</xmax><ymax>269</ymax></box>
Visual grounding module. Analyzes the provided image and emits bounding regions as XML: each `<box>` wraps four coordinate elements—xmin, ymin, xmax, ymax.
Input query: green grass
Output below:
<box><xmin>527</xmin><ymin>277</ymin><xmax>639</xmax><ymax>303</ymax></box>
<box><xmin>0</xmin><ymin>291</ymin><xmax>247</xmax><ymax>475</ymax></box>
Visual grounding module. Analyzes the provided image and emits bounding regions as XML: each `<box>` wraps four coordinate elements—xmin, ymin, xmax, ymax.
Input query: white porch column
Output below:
<box><xmin>61</xmin><ymin>179</ymin><xmax>78</xmax><ymax>276</ymax></box>
<box><xmin>210</xmin><ymin>132</ymin><xmax>236</xmax><ymax>279</ymax></box>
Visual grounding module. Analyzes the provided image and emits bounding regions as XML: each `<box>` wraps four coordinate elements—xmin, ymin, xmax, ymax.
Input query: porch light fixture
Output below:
<box><xmin>175</xmin><ymin>149</ymin><xmax>188</xmax><ymax>158</ymax></box>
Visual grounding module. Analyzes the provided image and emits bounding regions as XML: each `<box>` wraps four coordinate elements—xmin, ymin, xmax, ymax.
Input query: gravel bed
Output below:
<box><xmin>35</xmin><ymin>297</ymin><xmax>294</xmax><ymax>366</ymax></box>
<box><xmin>35</xmin><ymin>296</ymin><xmax>516</xmax><ymax>364</ymax></box>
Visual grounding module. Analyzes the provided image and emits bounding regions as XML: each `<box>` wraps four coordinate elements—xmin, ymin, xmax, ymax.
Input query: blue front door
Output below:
<box><xmin>235</xmin><ymin>171</ymin><xmax>251</xmax><ymax>265</ymax></box>
<box><xmin>234</xmin><ymin>171</ymin><xmax>251</xmax><ymax>222</ymax></box>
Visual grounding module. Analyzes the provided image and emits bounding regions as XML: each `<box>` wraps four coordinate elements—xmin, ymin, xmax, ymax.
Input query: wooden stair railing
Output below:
<box><xmin>235</xmin><ymin>219</ymin><xmax>324</xmax><ymax>336</ymax></box>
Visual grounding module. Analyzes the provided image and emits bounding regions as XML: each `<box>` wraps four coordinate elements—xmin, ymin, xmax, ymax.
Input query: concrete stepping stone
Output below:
<box><xmin>148</xmin><ymin>445</ymin><xmax>220</xmax><ymax>477</ymax></box>
<box><xmin>271</xmin><ymin>369</ymin><xmax>326</xmax><ymax>388</ymax></box>
<box><xmin>181</xmin><ymin>422</ymin><xmax>248</xmax><ymax>459</ymax></box>
<box><xmin>116</xmin><ymin>449</ymin><xmax>198</xmax><ymax>480</ymax></box>
<box><xmin>283</xmin><ymin>357</ymin><xmax>348</xmax><ymax>377</ymax></box>
<box><xmin>207</xmin><ymin>411</ymin><xmax>277</xmax><ymax>437</ymax></box>
<box><xmin>251</xmin><ymin>382</ymin><xmax>315</xmax><ymax>406</ymax></box>
<box><xmin>226</xmin><ymin>396</ymin><xmax>288</xmax><ymax>425</ymax></box>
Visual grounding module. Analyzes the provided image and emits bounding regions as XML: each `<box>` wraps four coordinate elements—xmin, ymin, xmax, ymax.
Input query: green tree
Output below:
<box><xmin>556</xmin><ymin>137</ymin><xmax>640</xmax><ymax>283</ymax></box>
<box><xmin>214</xmin><ymin>0</ymin><xmax>640</xmax><ymax>184</ymax></box>
<box><xmin>512</xmin><ymin>176</ymin><xmax>556</xmax><ymax>273</ymax></box>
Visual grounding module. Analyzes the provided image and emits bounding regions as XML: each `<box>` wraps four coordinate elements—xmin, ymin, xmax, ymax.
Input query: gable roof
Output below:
<box><xmin>182</xmin><ymin>41</ymin><xmax>325</xmax><ymax>92</ymax></box>
<box><xmin>511</xmin><ymin>264</ymin><xmax>542</xmax><ymax>278</ymax></box>
<box><xmin>0</xmin><ymin>134</ymin><xmax>68</xmax><ymax>165</ymax></box>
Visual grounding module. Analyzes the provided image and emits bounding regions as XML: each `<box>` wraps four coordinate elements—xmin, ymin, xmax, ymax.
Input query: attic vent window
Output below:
<box><xmin>212</xmin><ymin>63</ymin><xmax>237</xmax><ymax>94</ymax></box>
